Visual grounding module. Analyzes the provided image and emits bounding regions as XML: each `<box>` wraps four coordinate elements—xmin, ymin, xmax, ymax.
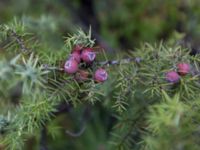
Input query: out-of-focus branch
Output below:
<box><xmin>40</xmin><ymin>126</ymin><xmax>48</xmax><ymax>150</ymax></box>
<box><xmin>39</xmin><ymin>102</ymin><xmax>72</xmax><ymax>149</ymax></box>
<box><xmin>66</xmin><ymin>125</ymin><xmax>86</xmax><ymax>137</ymax></box>
<box><xmin>53</xmin><ymin>102</ymin><xmax>72</xmax><ymax>116</ymax></box>
<box><xmin>65</xmin><ymin>105</ymin><xmax>91</xmax><ymax>137</ymax></box>
<box><xmin>60</xmin><ymin>0</ymin><xmax>117</xmax><ymax>53</ymax></box>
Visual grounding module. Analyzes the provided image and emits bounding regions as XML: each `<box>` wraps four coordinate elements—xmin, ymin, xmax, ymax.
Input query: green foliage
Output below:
<box><xmin>99</xmin><ymin>0</ymin><xmax>200</xmax><ymax>48</ymax></box>
<box><xmin>0</xmin><ymin>8</ymin><xmax>200</xmax><ymax>150</ymax></box>
<box><xmin>0</xmin><ymin>115</ymin><xmax>9</xmax><ymax>134</ymax></box>
<box><xmin>0</xmin><ymin>1</ymin><xmax>199</xmax><ymax>149</ymax></box>
<box><xmin>65</xmin><ymin>27</ymin><xmax>95</xmax><ymax>50</ymax></box>
<box><xmin>143</xmin><ymin>92</ymin><xmax>200</xmax><ymax>150</ymax></box>
<box><xmin>112</xmin><ymin>63</ymin><xmax>137</xmax><ymax>113</ymax></box>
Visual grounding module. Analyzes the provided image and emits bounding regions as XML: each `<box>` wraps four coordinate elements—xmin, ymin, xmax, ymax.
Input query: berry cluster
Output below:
<box><xmin>64</xmin><ymin>45</ymin><xmax>108</xmax><ymax>83</ymax></box>
<box><xmin>165</xmin><ymin>63</ymin><xmax>190</xmax><ymax>83</ymax></box>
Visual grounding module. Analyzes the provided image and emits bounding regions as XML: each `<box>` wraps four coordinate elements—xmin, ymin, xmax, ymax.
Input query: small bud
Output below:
<box><xmin>75</xmin><ymin>70</ymin><xmax>89</xmax><ymax>81</ymax></box>
<box><xmin>64</xmin><ymin>59</ymin><xmax>78</xmax><ymax>74</ymax></box>
<box><xmin>69</xmin><ymin>51</ymin><xmax>81</xmax><ymax>63</ymax></box>
<box><xmin>81</xmin><ymin>48</ymin><xmax>96</xmax><ymax>63</ymax></box>
<box><xmin>165</xmin><ymin>71</ymin><xmax>180</xmax><ymax>83</ymax></box>
<box><xmin>94</xmin><ymin>68</ymin><xmax>108</xmax><ymax>83</ymax></box>
<box><xmin>177</xmin><ymin>63</ymin><xmax>190</xmax><ymax>76</ymax></box>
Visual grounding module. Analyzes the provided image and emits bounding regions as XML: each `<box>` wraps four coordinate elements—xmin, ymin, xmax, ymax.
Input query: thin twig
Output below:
<box><xmin>98</xmin><ymin>57</ymin><xmax>138</xmax><ymax>66</ymax></box>
<box><xmin>41</xmin><ymin>57</ymin><xmax>141</xmax><ymax>71</ymax></box>
<box><xmin>66</xmin><ymin>124</ymin><xmax>86</xmax><ymax>137</ymax></box>
<box><xmin>9</xmin><ymin>30</ymin><xmax>30</xmax><ymax>53</ymax></box>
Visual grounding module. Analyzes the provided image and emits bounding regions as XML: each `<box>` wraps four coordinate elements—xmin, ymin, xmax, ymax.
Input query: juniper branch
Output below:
<box><xmin>41</xmin><ymin>57</ymin><xmax>141</xmax><ymax>71</ymax></box>
<box><xmin>9</xmin><ymin>29</ymin><xmax>30</xmax><ymax>53</ymax></box>
<box><xmin>98</xmin><ymin>57</ymin><xmax>140</xmax><ymax>66</ymax></box>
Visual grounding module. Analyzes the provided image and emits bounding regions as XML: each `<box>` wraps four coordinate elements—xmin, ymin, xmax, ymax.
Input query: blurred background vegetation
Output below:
<box><xmin>0</xmin><ymin>0</ymin><xmax>200</xmax><ymax>149</ymax></box>
<box><xmin>1</xmin><ymin>0</ymin><xmax>200</xmax><ymax>51</ymax></box>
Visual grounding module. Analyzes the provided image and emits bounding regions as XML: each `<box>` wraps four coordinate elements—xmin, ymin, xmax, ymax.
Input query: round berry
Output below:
<box><xmin>177</xmin><ymin>63</ymin><xmax>190</xmax><ymax>76</ymax></box>
<box><xmin>75</xmin><ymin>70</ymin><xmax>89</xmax><ymax>81</ymax></box>
<box><xmin>165</xmin><ymin>71</ymin><xmax>180</xmax><ymax>83</ymax></box>
<box><xmin>94</xmin><ymin>68</ymin><xmax>108</xmax><ymax>82</ymax></box>
<box><xmin>64</xmin><ymin>59</ymin><xmax>78</xmax><ymax>74</ymax></box>
<box><xmin>81</xmin><ymin>48</ymin><xmax>96</xmax><ymax>63</ymax></box>
<box><xmin>69</xmin><ymin>51</ymin><xmax>81</xmax><ymax>63</ymax></box>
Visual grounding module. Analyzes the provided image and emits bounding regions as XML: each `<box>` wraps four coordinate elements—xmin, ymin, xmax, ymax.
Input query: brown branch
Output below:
<box><xmin>98</xmin><ymin>57</ymin><xmax>140</xmax><ymax>66</ymax></box>
<box><xmin>9</xmin><ymin>30</ymin><xmax>30</xmax><ymax>53</ymax></box>
<box><xmin>41</xmin><ymin>57</ymin><xmax>141</xmax><ymax>71</ymax></box>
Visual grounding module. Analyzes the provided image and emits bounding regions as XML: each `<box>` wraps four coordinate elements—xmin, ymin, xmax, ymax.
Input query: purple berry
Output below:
<box><xmin>94</xmin><ymin>68</ymin><xmax>108</xmax><ymax>83</ymax></box>
<box><xmin>81</xmin><ymin>48</ymin><xmax>96</xmax><ymax>63</ymax></box>
<box><xmin>69</xmin><ymin>51</ymin><xmax>81</xmax><ymax>63</ymax></box>
<box><xmin>165</xmin><ymin>71</ymin><xmax>180</xmax><ymax>83</ymax></box>
<box><xmin>64</xmin><ymin>59</ymin><xmax>78</xmax><ymax>74</ymax></box>
<box><xmin>177</xmin><ymin>63</ymin><xmax>190</xmax><ymax>76</ymax></box>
